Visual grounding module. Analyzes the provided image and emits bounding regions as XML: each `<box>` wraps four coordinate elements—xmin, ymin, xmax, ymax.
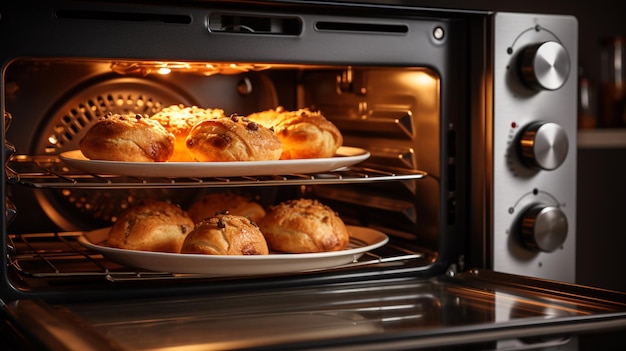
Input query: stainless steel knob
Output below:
<box><xmin>519</xmin><ymin>122</ymin><xmax>568</xmax><ymax>170</ymax></box>
<box><xmin>520</xmin><ymin>205</ymin><xmax>568</xmax><ymax>253</ymax></box>
<box><xmin>519</xmin><ymin>41</ymin><xmax>571</xmax><ymax>91</ymax></box>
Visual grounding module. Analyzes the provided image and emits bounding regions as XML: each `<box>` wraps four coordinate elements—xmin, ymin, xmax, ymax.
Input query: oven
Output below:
<box><xmin>2</xmin><ymin>0</ymin><xmax>626</xmax><ymax>350</ymax></box>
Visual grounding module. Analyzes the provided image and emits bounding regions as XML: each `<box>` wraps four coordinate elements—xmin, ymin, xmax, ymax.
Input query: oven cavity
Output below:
<box><xmin>4</xmin><ymin>58</ymin><xmax>436</xmax><ymax>288</ymax></box>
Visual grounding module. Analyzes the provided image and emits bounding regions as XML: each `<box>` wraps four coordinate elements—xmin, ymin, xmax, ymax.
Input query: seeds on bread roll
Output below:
<box><xmin>181</xmin><ymin>213</ymin><xmax>269</xmax><ymax>255</ymax></box>
<box><xmin>79</xmin><ymin>112</ymin><xmax>175</xmax><ymax>162</ymax></box>
<box><xmin>187</xmin><ymin>193</ymin><xmax>266</xmax><ymax>224</ymax></box>
<box><xmin>185</xmin><ymin>114</ymin><xmax>282</xmax><ymax>162</ymax></box>
<box><xmin>247</xmin><ymin>107</ymin><xmax>343</xmax><ymax>159</ymax></box>
<box><xmin>150</xmin><ymin>105</ymin><xmax>226</xmax><ymax>162</ymax></box>
<box><xmin>259</xmin><ymin>198</ymin><xmax>349</xmax><ymax>253</ymax></box>
<box><xmin>107</xmin><ymin>200</ymin><xmax>195</xmax><ymax>253</ymax></box>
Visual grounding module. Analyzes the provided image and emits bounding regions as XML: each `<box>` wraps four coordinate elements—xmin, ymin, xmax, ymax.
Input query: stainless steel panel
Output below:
<box><xmin>491</xmin><ymin>13</ymin><xmax>578</xmax><ymax>282</ymax></box>
<box><xmin>5</xmin><ymin>270</ymin><xmax>626</xmax><ymax>350</ymax></box>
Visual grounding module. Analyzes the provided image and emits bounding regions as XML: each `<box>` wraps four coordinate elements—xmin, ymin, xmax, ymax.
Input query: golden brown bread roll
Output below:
<box><xmin>247</xmin><ymin>107</ymin><xmax>343</xmax><ymax>159</ymax></box>
<box><xmin>107</xmin><ymin>200</ymin><xmax>195</xmax><ymax>253</ymax></box>
<box><xmin>181</xmin><ymin>213</ymin><xmax>269</xmax><ymax>255</ymax></box>
<box><xmin>259</xmin><ymin>198</ymin><xmax>349</xmax><ymax>253</ymax></box>
<box><xmin>150</xmin><ymin>104</ymin><xmax>225</xmax><ymax>161</ymax></box>
<box><xmin>79</xmin><ymin>112</ymin><xmax>175</xmax><ymax>162</ymax></box>
<box><xmin>185</xmin><ymin>114</ymin><xmax>283</xmax><ymax>162</ymax></box>
<box><xmin>187</xmin><ymin>193</ymin><xmax>266</xmax><ymax>224</ymax></box>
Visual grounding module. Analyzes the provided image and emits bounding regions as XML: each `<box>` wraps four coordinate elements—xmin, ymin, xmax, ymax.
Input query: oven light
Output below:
<box><xmin>157</xmin><ymin>67</ymin><xmax>172</xmax><ymax>75</ymax></box>
<box><xmin>48</xmin><ymin>135</ymin><xmax>58</xmax><ymax>145</ymax></box>
<box><xmin>409</xmin><ymin>71</ymin><xmax>437</xmax><ymax>87</ymax></box>
<box><xmin>110</xmin><ymin>61</ymin><xmax>272</xmax><ymax>76</ymax></box>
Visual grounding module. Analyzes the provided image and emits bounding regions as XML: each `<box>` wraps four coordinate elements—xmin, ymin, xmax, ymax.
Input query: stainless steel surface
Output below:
<box><xmin>519</xmin><ymin>41</ymin><xmax>571</xmax><ymax>91</ymax></box>
<box><xmin>5</xmin><ymin>271</ymin><xmax>626</xmax><ymax>351</ymax></box>
<box><xmin>3</xmin><ymin>300</ymin><xmax>121</xmax><ymax>351</ymax></box>
<box><xmin>491</xmin><ymin>13</ymin><xmax>577</xmax><ymax>282</ymax></box>
<box><xmin>519</xmin><ymin>121</ymin><xmax>569</xmax><ymax>170</ymax></box>
<box><xmin>300</xmin><ymin>67</ymin><xmax>443</xmax><ymax>247</ymax></box>
<box><xmin>520</xmin><ymin>204</ymin><xmax>568</xmax><ymax>252</ymax></box>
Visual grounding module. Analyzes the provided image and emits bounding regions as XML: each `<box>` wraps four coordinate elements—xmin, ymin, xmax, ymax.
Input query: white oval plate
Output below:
<box><xmin>60</xmin><ymin>146</ymin><xmax>369</xmax><ymax>178</ymax></box>
<box><xmin>78</xmin><ymin>225</ymin><xmax>388</xmax><ymax>275</ymax></box>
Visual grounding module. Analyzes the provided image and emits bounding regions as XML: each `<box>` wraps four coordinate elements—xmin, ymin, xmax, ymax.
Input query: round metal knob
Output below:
<box><xmin>520</xmin><ymin>205</ymin><xmax>568</xmax><ymax>253</ymax></box>
<box><xmin>519</xmin><ymin>122</ymin><xmax>569</xmax><ymax>170</ymax></box>
<box><xmin>519</xmin><ymin>41</ymin><xmax>571</xmax><ymax>91</ymax></box>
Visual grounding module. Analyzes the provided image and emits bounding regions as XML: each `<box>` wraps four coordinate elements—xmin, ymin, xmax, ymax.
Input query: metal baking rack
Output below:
<box><xmin>6</xmin><ymin>231</ymin><xmax>425</xmax><ymax>283</ymax></box>
<box><xmin>7</xmin><ymin>155</ymin><xmax>426</xmax><ymax>189</ymax></box>
<box><xmin>5</xmin><ymin>155</ymin><xmax>429</xmax><ymax>283</ymax></box>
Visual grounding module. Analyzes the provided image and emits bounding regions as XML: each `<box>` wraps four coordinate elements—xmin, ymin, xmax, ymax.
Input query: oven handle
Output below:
<box><xmin>2</xmin><ymin>299</ymin><xmax>123</xmax><ymax>351</ymax></box>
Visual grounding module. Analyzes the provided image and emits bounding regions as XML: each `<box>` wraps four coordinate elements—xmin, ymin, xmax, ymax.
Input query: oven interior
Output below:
<box><xmin>4</xmin><ymin>56</ymin><xmax>465</xmax><ymax>299</ymax></box>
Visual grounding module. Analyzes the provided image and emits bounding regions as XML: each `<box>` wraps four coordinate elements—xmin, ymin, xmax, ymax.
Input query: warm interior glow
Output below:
<box><xmin>110</xmin><ymin>61</ymin><xmax>272</xmax><ymax>76</ymax></box>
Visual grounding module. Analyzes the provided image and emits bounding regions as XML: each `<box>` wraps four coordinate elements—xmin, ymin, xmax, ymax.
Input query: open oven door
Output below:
<box><xmin>2</xmin><ymin>269</ymin><xmax>626</xmax><ymax>351</ymax></box>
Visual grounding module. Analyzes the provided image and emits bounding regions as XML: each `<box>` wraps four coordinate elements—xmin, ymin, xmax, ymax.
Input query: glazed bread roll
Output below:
<box><xmin>150</xmin><ymin>104</ymin><xmax>225</xmax><ymax>161</ymax></box>
<box><xmin>187</xmin><ymin>193</ymin><xmax>266</xmax><ymax>224</ymax></box>
<box><xmin>259</xmin><ymin>198</ymin><xmax>349</xmax><ymax>253</ymax></box>
<box><xmin>79</xmin><ymin>112</ymin><xmax>175</xmax><ymax>162</ymax></box>
<box><xmin>107</xmin><ymin>200</ymin><xmax>195</xmax><ymax>253</ymax></box>
<box><xmin>186</xmin><ymin>114</ymin><xmax>283</xmax><ymax>162</ymax></box>
<box><xmin>247</xmin><ymin>107</ymin><xmax>343</xmax><ymax>159</ymax></box>
<box><xmin>181</xmin><ymin>213</ymin><xmax>269</xmax><ymax>255</ymax></box>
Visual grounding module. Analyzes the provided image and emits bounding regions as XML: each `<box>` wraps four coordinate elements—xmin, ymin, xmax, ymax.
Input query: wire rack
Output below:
<box><xmin>7</xmin><ymin>231</ymin><xmax>425</xmax><ymax>283</ymax></box>
<box><xmin>5</xmin><ymin>155</ymin><xmax>429</xmax><ymax>283</ymax></box>
<box><xmin>7</xmin><ymin>155</ymin><xmax>427</xmax><ymax>189</ymax></box>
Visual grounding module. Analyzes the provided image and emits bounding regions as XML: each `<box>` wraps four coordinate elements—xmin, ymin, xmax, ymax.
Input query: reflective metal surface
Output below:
<box><xmin>519</xmin><ymin>122</ymin><xmax>570</xmax><ymax>170</ymax></box>
<box><xmin>491</xmin><ymin>13</ymin><xmax>577</xmax><ymax>282</ymax></box>
<box><xmin>5</xmin><ymin>271</ymin><xmax>621</xmax><ymax>350</ymax></box>
<box><xmin>519</xmin><ymin>41</ymin><xmax>571</xmax><ymax>91</ymax></box>
<box><xmin>520</xmin><ymin>204</ymin><xmax>568</xmax><ymax>252</ymax></box>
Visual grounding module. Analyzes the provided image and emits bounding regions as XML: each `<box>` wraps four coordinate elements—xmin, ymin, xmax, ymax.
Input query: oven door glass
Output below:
<box><xmin>4</xmin><ymin>269</ymin><xmax>626</xmax><ymax>350</ymax></box>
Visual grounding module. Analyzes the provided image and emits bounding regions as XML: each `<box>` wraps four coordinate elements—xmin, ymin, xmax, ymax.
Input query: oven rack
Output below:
<box><xmin>7</xmin><ymin>231</ymin><xmax>425</xmax><ymax>283</ymax></box>
<box><xmin>6</xmin><ymin>155</ymin><xmax>427</xmax><ymax>189</ymax></box>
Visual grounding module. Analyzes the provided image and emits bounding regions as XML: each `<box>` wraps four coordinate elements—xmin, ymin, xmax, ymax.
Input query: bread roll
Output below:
<box><xmin>107</xmin><ymin>200</ymin><xmax>195</xmax><ymax>253</ymax></box>
<box><xmin>185</xmin><ymin>114</ymin><xmax>283</xmax><ymax>162</ymax></box>
<box><xmin>150</xmin><ymin>105</ymin><xmax>225</xmax><ymax>161</ymax></box>
<box><xmin>247</xmin><ymin>107</ymin><xmax>343</xmax><ymax>159</ymax></box>
<box><xmin>181</xmin><ymin>213</ymin><xmax>269</xmax><ymax>255</ymax></box>
<box><xmin>259</xmin><ymin>198</ymin><xmax>349</xmax><ymax>253</ymax></box>
<box><xmin>187</xmin><ymin>193</ymin><xmax>266</xmax><ymax>224</ymax></box>
<box><xmin>79</xmin><ymin>112</ymin><xmax>175</xmax><ymax>162</ymax></box>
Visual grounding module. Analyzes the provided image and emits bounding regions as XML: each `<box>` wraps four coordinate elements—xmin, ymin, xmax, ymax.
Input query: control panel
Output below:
<box><xmin>491</xmin><ymin>13</ymin><xmax>577</xmax><ymax>283</ymax></box>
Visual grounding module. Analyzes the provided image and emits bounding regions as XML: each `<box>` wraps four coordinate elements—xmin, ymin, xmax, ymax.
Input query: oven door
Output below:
<box><xmin>2</xmin><ymin>269</ymin><xmax>626</xmax><ymax>350</ymax></box>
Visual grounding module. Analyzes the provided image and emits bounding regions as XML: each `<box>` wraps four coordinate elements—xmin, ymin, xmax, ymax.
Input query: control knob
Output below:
<box><xmin>519</xmin><ymin>205</ymin><xmax>568</xmax><ymax>253</ymax></box>
<box><xmin>519</xmin><ymin>122</ymin><xmax>568</xmax><ymax>170</ymax></box>
<box><xmin>519</xmin><ymin>41</ymin><xmax>571</xmax><ymax>91</ymax></box>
